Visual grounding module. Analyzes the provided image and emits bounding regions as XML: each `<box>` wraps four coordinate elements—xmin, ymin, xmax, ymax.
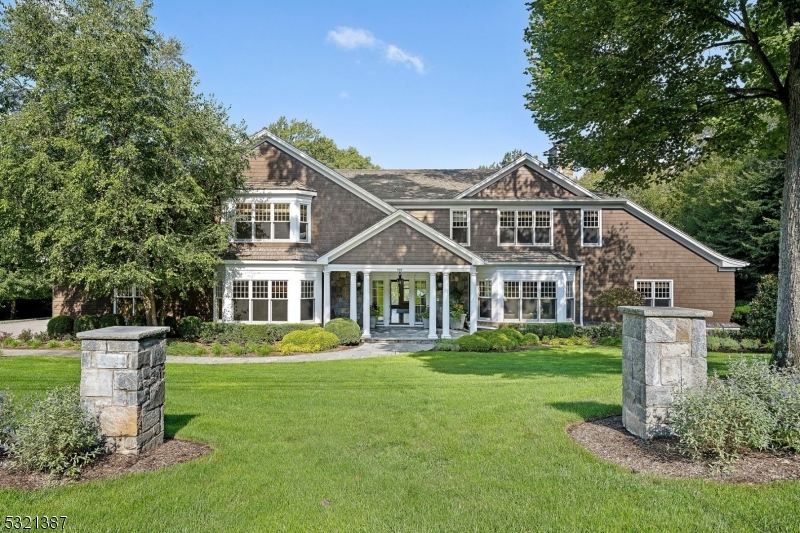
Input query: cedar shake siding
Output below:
<box><xmin>332</xmin><ymin>221</ymin><xmax>468</xmax><ymax>266</ymax></box>
<box><xmin>245</xmin><ymin>143</ymin><xmax>387</xmax><ymax>256</ymax></box>
<box><xmin>406</xmin><ymin>209</ymin><xmax>451</xmax><ymax>238</ymax></box>
<box><xmin>52</xmin><ymin>286</ymin><xmax>112</xmax><ymax>318</ymax></box>
<box><xmin>472</xmin><ymin>166</ymin><xmax>580</xmax><ymax>199</ymax></box>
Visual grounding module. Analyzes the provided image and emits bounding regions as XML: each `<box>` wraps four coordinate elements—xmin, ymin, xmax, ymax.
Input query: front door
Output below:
<box><xmin>390</xmin><ymin>279</ymin><xmax>410</xmax><ymax>324</ymax></box>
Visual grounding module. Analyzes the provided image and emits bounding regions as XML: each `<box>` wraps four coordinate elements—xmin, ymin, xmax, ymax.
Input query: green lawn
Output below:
<box><xmin>2</xmin><ymin>348</ymin><xmax>798</xmax><ymax>532</ymax></box>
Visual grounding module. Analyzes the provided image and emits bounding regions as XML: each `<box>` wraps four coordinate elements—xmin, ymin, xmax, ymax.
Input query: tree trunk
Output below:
<box><xmin>773</xmin><ymin>38</ymin><xmax>800</xmax><ymax>367</ymax></box>
<box><xmin>141</xmin><ymin>287</ymin><xmax>159</xmax><ymax>327</ymax></box>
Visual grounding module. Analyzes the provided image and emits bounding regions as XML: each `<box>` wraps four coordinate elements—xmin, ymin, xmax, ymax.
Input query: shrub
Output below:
<box><xmin>228</xmin><ymin>343</ymin><xmax>244</xmax><ymax>356</ymax></box>
<box><xmin>27</xmin><ymin>339</ymin><xmax>42</xmax><ymax>349</ymax></box>
<box><xmin>17</xmin><ymin>329</ymin><xmax>33</xmax><ymax>342</ymax></box>
<box><xmin>575</xmin><ymin>323</ymin><xmax>623</xmax><ymax>340</ymax></box>
<box><xmin>474</xmin><ymin>330</ymin><xmax>518</xmax><ymax>351</ymax></box>
<box><xmin>165</xmin><ymin>341</ymin><xmax>207</xmax><ymax>356</ymax></box>
<box><xmin>596</xmin><ymin>287</ymin><xmax>646</xmax><ymax>311</ymax></box>
<box><xmin>62</xmin><ymin>339</ymin><xmax>76</xmax><ymax>349</ymax></box>
<box><xmin>10</xmin><ymin>386</ymin><xmax>104</xmax><ymax>478</ymax></box>
<box><xmin>547</xmin><ymin>336</ymin><xmax>591</xmax><ymax>346</ymax></box>
<box><xmin>210</xmin><ymin>343</ymin><xmax>224</xmax><ymax>356</ymax></box>
<box><xmin>33</xmin><ymin>331</ymin><xmax>50</xmax><ymax>342</ymax></box>
<box><xmin>521</xmin><ymin>322</ymin><xmax>582</xmax><ymax>339</ymax></box>
<box><xmin>98</xmin><ymin>313</ymin><xmax>125</xmax><ymax>328</ymax></box>
<box><xmin>47</xmin><ymin>315</ymin><xmax>74</xmax><ymax>339</ymax></box>
<box><xmin>433</xmin><ymin>339</ymin><xmax>460</xmax><ymax>351</ymax></box>
<box><xmin>244</xmin><ymin>342</ymin><xmax>259</xmax><ymax>355</ymax></box>
<box><xmin>47</xmin><ymin>340</ymin><xmax>60</xmax><ymax>349</ymax></box>
<box><xmin>197</xmin><ymin>322</ymin><xmax>316</xmax><ymax>345</ymax></box>
<box><xmin>731</xmin><ymin>303</ymin><xmax>751</xmax><ymax>327</ymax></box>
<box><xmin>455</xmin><ymin>334</ymin><xmax>492</xmax><ymax>352</ymax></box>
<box><xmin>554</xmin><ymin>322</ymin><xmax>575</xmax><ymax>338</ymax></box>
<box><xmin>0</xmin><ymin>390</ymin><xmax>17</xmax><ymax>455</ymax></box>
<box><xmin>497</xmin><ymin>326</ymin><xmax>524</xmax><ymax>343</ymax></box>
<box><xmin>598</xmin><ymin>336</ymin><xmax>623</xmax><ymax>347</ymax></box>
<box><xmin>74</xmin><ymin>315</ymin><xmax>100</xmax><ymax>334</ymax></box>
<box><xmin>742</xmin><ymin>274</ymin><xmax>777</xmax><ymax>343</ymax></box>
<box><xmin>740</xmin><ymin>338</ymin><xmax>761</xmax><ymax>351</ymax></box>
<box><xmin>128</xmin><ymin>315</ymin><xmax>147</xmax><ymax>326</ymax></box>
<box><xmin>277</xmin><ymin>327</ymin><xmax>340</xmax><ymax>355</ymax></box>
<box><xmin>324</xmin><ymin>318</ymin><xmax>362</xmax><ymax>346</ymax></box>
<box><xmin>256</xmin><ymin>343</ymin><xmax>274</xmax><ymax>356</ymax></box>
<box><xmin>521</xmin><ymin>333</ymin><xmax>540</xmax><ymax>347</ymax></box>
<box><xmin>177</xmin><ymin>316</ymin><xmax>203</xmax><ymax>340</ymax></box>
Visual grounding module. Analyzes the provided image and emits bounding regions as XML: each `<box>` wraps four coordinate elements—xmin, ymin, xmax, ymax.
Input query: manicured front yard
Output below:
<box><xmin>2</xmin><ymin>348</ymin><xmax>798</xmax><ymax>531</ymax></box>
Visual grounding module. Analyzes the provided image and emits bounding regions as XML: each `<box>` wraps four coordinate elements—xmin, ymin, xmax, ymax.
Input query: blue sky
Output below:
<box><xmin>151</xmin><ymin>1</ymin><xmax>552</xmax><ymax>169</ymax></box>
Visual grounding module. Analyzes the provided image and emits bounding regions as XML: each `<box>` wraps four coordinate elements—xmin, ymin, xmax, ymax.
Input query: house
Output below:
<box><xmin>53</xmin><ymin>130</ymin><xmax>748</xmax><ymax>337</ymax></box>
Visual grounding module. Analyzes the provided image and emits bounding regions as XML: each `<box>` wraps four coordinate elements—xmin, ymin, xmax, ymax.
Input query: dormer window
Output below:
<box><xmin>232</xmin><ymin>190</ymin><xmax>315</xmax><ymax>243</ymax></box>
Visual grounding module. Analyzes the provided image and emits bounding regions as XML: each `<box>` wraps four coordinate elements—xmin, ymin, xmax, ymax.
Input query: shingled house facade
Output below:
<box><xmin>200</xmin><ymin>130</ymin><xmax>748</xmax><ymax>339</ymax></box>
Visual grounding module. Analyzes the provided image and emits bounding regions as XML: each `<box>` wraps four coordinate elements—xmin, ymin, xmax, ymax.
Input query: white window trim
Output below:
<box><xmin>634</xmin><ymin>279</ymin><xmax>674</xmax><ymax>307</ymax></box>
<box><xmin>299</xmin><ymin>202</ymin><xmax>311</xmax><ymax>244</ymax></box>
<box><xmin>501</xmin><ymin>280</ymin><xmax>559</xmax><ymax>323</ymax></box>
<box><xmin>496</xmin><ymin>209</ymin><xmax>554</xmax><ymax>247</ymax></box>
<box><xmin>230</xmin><ymin>194</ymin><xmax>313</xmax><ymax>244</ymax></box>
<box><xmin>450</xmin><ymin>208</ymin><xmax>470</xmax><ymax>247</ymax></box>
<box><xmin>581</xmin><ymin>208</ymin><xmax>603</xmax><ymax>247</ymax></box>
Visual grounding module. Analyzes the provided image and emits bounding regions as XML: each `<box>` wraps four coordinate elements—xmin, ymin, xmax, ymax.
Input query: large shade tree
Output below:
<box><xmin>525</xmin><ymin>0</ymin><xmax>800</xmax><ymax>366</ymax></box>
<box><xmin>0</xmin><ymin>0</ymin><xmax>249</xmax><ymax>325</ymax></box>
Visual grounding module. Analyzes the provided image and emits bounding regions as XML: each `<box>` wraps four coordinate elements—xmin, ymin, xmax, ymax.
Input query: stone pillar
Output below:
<box><xmin>349</xmin><ymin>271</ymin><xmax>358</xmax><ymax>322</ymax></box>
<box><xmin>618</xmin><ymin>306</ymin><xmax>712</xmax><ymax>439</ymax></box>
<box><xmin>469</xmin><ymin>271</ymin><xmax>478</xmax><ymax>333</ymax></box>
<box><xmin>362</xmin><ymin>271</ymin><xmax>371</xmax><ymax>339</ymax></box>
<box><xmin>441</xmin><ymin>272</ymin><xmax>451</xmax><ymax>339</ymax></box>
<box><xmin>78</xmin><ymin>326</ymin><xmax>169</xmax><ymax>455</ymax></box>
<box><xmin>428</xmin><ymin>272</ymin><xmax>438</xmax><ymax>340</ymax></box>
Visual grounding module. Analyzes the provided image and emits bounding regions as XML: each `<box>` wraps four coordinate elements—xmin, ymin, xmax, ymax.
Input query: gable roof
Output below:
<box><xmin>337</xmin><ymin>169</ymin><xmax>490</xmax><ymax>199</ymax></box>
<box><xmin>248</xmin><ymin>129</ymin><xmax>396</xmax><ymax>215</ymax></box>
<box><xmin>456</xmin><ymin>154</ymin><xmax>599</xmax><ymax>199</ymax></box>
<box><xmin>317</xmin><ymin>210</ymin><xmax>484</xmax><ymax>265</ymax></box>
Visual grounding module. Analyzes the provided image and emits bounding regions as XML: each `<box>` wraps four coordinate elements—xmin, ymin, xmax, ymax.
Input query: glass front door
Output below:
<box><xmin>390</xmin><ymin>279</ymin><xmax>410</xmax><ymax>324</ymax></box>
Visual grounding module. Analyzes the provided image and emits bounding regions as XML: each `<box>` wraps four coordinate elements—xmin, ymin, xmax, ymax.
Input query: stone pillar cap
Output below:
<box><xmin>617</xmin><ymin>306</ymin><xmax>713</xmax><ymax>318</ymax></box>
<box><xmin>77</xmin><ymin>326</ymin><xmax>170</xmax><ymax>340</ymax></box>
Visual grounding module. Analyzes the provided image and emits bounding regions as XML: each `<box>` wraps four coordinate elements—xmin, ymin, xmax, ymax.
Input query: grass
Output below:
<box><xmin>1</xmin><ymin>349</ymin><xmax>798</xmax><ymax>532</ymax></box>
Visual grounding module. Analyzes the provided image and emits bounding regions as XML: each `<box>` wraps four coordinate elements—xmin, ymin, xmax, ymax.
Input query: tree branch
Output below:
<box><xmin>737</xmin><ymin>0</ymin><xmax>788</xmax><ymax>104</ymax></box>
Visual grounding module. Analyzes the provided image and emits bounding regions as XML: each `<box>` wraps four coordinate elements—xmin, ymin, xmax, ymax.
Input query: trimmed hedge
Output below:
<box><xmin>98</xmin><ymin>314</ymin><xmax>125</xmax><ymax>328</ymax></box>
<box><xmin>128</xmin><ymin>315</ymin><xmax>146</xmax><ymax>326</ymax></box>
<box><xmin>47</xmin><ymin>316</ymin><xmax>74</xmax><ymax>339</ymax></box>
<box><xmin>162</xmin><ymin>316</ymin><xmax>179</xmax><ymax>337</ymax></box>
<box><xmin>196</xmin><ymin>322</ymin><xmax>317</xmax><ymax>345</ymax></box>
<box><xmin>521</xmin><ymin>333</ymin><xmax>540</xmax><ymax>347</ymax></box>
<box><xmin>504</xmin><ymin>322</ymin><xmax>577</xmax><ymax>339</ymax></box>
<box><xmin>474</xmin><ymin>330</ymin><xmax>519</xmax><ymax>351</ymax></box>
<box><xmin>277</xmin><ymin>327</ymin><xmax>340</xmax><ymax>355</ymax></box>
<box><xmin>178</xmin><ymin>316</ymin><xmax>203</xmax><ymax>340</ymax></box>
<box><xmin>74</xmin><ymin>315</ymin><xmax>100</xmax><ymax>334</ymax></box>
<box><xmin>455</xmin><ymin>334</ymin><xmax>492</xmax><ymax>352</ymax></box>
<box><xmin>324</xmin><ymin>318</ymin><xmax>362</xmax><ymax>346</ymax></box>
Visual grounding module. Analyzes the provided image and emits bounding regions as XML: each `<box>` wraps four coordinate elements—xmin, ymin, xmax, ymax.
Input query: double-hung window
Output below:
<box><xmin>635</xmin><ymin>280</ymin><xmax>672</xmax><ymax>307</ymax></box>
<box><xmin>565</xmin><ymin>280</ymin><xmax>575</xmax><ymax>321</ymax></box>
<box><xmin>499</xmin><ymin>210</ymin><xmax>552</xmax><ymax>246</ymax></box>
<box><xmin>478</xmin><ymin>280</ymin><xmax>492</xmax><ymax>319</ymax></box>
<box><xmin>232</xmin><ymin>280</ymin><xmax>289</xmax><ymax>322</ymax></box>
<box><xmin>299</xmin><ymin>205</ymin><xmax>310</xmax><ymax>242</ymax></box>
<box><xmin>503</xmin><ymin>280</ymin><xmax>557</xmax><ymax>321</ymax></box>
<box><xmin>451</xmin><ymin>210</ymin><xmax>469</xmax><ymax>245</ymax></box>
<box><xmin>582</xmin><ymin>209</ymin><xmax>602</xmax><ymax>246</ymax></box>
<box><xmin>300</xmin><ymin>280</ymin><xmax>315</xmax><ymax>321</ymax></box>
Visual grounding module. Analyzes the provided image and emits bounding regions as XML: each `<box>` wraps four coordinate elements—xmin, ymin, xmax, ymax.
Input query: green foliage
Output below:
<box><xmin>479</xmin><ymin>149</ymin><xmax>524</xmax><ymax>170</ymax></box>
<box><xmin>731</xmin><ymin>304</ymin><xmax>752</xmax><ymax>327</ymax></box>
<box><xmin>520</xmin><ymin>322</ymin><xmax>578</xmax><ymax>339</ymax></box>
<box><xmin>324</xmin><ymin>318</ymin><xmax>362</xmax><ymax>346</ymax></box>
<box><xmin>26</xmin><ymin>339</ymin><xmax>42</xmax><ymax>348</ymax></box>
<box><xmin>165</xmin><ymin>341</ymin><xmax>207</xmax><ymax>356</ymax></box>
<box><xmin>162</xmin><ymin>316</ymin><xmax>179</xmax><ymax>337</ymax></box>
<box><xmin>545</xmin><ymin>336</ymin><xmax>591</xmax><ymax>346</ymax></box>
<box><xmin>47</xmin><ymin>316</ymin><xmax>74</xmax><ymax>339</ymax></box>
<box><xmin>598</xmin><ymin>336</ymin><xmax>623</xmax><ymax>347</ymax></box>
<box><xmin>10</xmin><ymin>386</ymin><xmax>104</xmax><ymax>478</ymax></box>
<box><xmin>244</xmin><ymin>342</ymin><xmax>259</xmax><ymax>355</ymax></box>
<box><xmin>521</xmin><ymin>333</ymin><xmax>540</xmax><ymax>347</ymax></box>
<box><xmin>210</xmin><ymin>343</ymin><xmax>224</xmax><ymax>356</ymax></box>
<box><xmin>454</xmin><ymin>334</ymin><xmax>492</xmax><ymax>352</ymax></box>
<box><xmin>574</xmin><ymin>323</ymin><xmax>623</xmax><ymax>340</ymax></box>
<box><xmin>228</xmin><ymin>344</ymin><xmax>244</xmax><ymax>356</ymax></box>
<box><xmin>74</xmin><ymin>315</ymin><xmax>100</xmax><ymax>334</ymax></box>
<box><xmin>433</xmin><ymin>339</ymin><xmax>460</xmax><ymax>352</ymax></box>
<box><xmin>0</xmin><ymin>0</ymin><xmax>249</xmax><ymax>323</ymax></box>
<box><xmin>0</xmin><ymin>390</ymin><xmax>17</xmax><ymax>454</ymax></box>
<box><xmin>98</xmin><ymin>314</ymin><xmax>125</xmax><ymax>328</ymax></box>
<box><xmin>742</xmin><ymin>274</ymin><xmax>778</xmax><ymax>343</ymax></box>
<box><xmin>595</xmin><ymin>288</ymin><xmax>645</xmax><ymax>310</ymax></box>
<box><xmin>276</xmin><ymin>327</ymin><xmax>340</xmax><ymax>355</ymax></box>
<box><xmin>17</xmin><ymin>328</ymin><xmax>32</xmax><ymax>342</ymax></box>
<box><xmin>47</xmin><ymin>340</ymin><xmax>60</xmax><ymax>349</ymax></box>
<box><xmin>740</xmin><ymin>338</ymin><xmax>761</xmax><ymax>351</ymax></box>
<box><xmin>474</xmin><ymin>330</ymin><xmax>519</xmax><ymax>352</ymax></box>
<box><xmin>177</xmin><ymin>316</ymin><xmax>204</xmax><ymax>340</ymax></box>
<box><xmin>197</xmin><ymin>322</ymin><xmax>316</xmax><ymax>345</ymax></box>
<box><xmin>496</xmin><ymin>325</ymin><xmax>524</xmax><ymax>343</ymax></box>
<box><xmin>256</xmin><ymin>343</ymin><xmax>274</xmax><ymax>356</ymax></box>
<box><xmin>671</xmin><ymin>358</ymin><xmax>800</xmax><ymax>460</ymax></box>
<box><xmin>707</xmin><ymin>335</ymin><xmax>741</xmax><ymax>352</ymax></box>
<box><xmin>261</xmin><ymin>117</ymin><xmax>379</xmax><ymax>169</ymax></box>
<box><xmin>128</xmin><ymin>315</ymin><xmax>147</xmax><ymax>326</ymax></box>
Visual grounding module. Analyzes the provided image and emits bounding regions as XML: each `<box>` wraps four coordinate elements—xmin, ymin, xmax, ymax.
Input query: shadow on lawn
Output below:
<box><xmin>165</xmin><ymin>413</ymin><xmax>198</xmax><ymax>438</ymax></box>
<box><xmin>548</xmin><ymin>401</ymin><xmax>621</xmax><ymax>420</ymax></box>
<box><xmin>408</xmin><ymin>348</ymin><xmax>621</xmax><ymax>379</ymax></box>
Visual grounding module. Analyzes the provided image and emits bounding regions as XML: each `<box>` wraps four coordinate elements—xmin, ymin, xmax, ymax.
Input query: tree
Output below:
<box><xmin>525</xmin><ymin>0</ymin><xmax>800</xmax><ymax>366</ymax></box>
<box><xmin>479</xmin><ymin>149</ymin><xmax>525</xmax><ymax>170</ymax></box>
<box><xmin>0</xmin><ymin>0</ymin><xmax>249</xmax><ymax>325</ymax></box>
<box><xmin>259</xmin><ymin>117</ymin><xmax>379</xmax><ymax>169</ymax></box>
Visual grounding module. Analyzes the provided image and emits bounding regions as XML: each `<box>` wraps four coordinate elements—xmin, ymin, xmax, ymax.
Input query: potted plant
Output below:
<box><xmin>419</xmin><ymin>307</ymin><xmax>430</xmax><ymax>329</ymax></box>
<box><xmin>450</xmin><ymin>302</ymin><xmax>466</xmax><ymax>329</ymax></box>
<box><xmin>370</xmin><ymin>306</ymin><xmax>380</xmax><ymax>329</ymax></box>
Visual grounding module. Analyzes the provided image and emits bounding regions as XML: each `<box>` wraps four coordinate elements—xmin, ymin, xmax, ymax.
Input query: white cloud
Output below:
<box><xmin>385</xmin><ymin>44</ymin><xmax>425</xmax><ymax>74</ymax></box>
<box><xmin>326</xmin><ymin>27</ymin><xmax>377</xmax><ymax>50</ymax></box>
<box><xmin>339</xmin><ymin>91</ymin><xmax>350</xmax><ymax>100</ymax></box>
<box><xmin>326</xmin><ymin>27</ymin><xmax>425</xmax><ymax>75</ymax></box>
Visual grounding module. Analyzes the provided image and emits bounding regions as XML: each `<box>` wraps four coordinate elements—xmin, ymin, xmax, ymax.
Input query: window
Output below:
<box><xmin>232</xmin><ymin>280</ymin><xmax>289</xmax><ymax>322</ymax></box>
<box><xmin>234</xmin><ymin>202</ymin><xmax>304</xmax><ymax>242</ymax></box>
<box><xmin>498</xmin><ymin>210</ymin><xmax>552</xmax><ymax>246</ymax></box>
<box><xmin>415</xmin><ymin>280</ymin><xmax>427</xmax><ymax>324</ymax></box>
<box><xmin>566</xmin><ymin>281</ymin><xmax>575</xmax><ymax>321</ymax></box>
<box><xmin>635</xmin><ymin>280</ymin><xmax>672</xmax><ymax>307</ymax></box>
<box><xmin>503</xmin><ymin>280</ymin><xmax>557</xmax><ymax>321</ymax></box>
<box><xmin>300</xmin><ymin>280</ymin><xmax>315</xmax><ymax>321</ymax></box>
<box><xmin>372</xmin><ymin>280</ymin><xmax>385</xmax><ymax>322</ymax></box>
<box><xmin>582</xmin><ymin>209</ymin><xmax>601</xmax><ymax>246</ymax></box>
<box><xmin>299</xmin><ymin>204</ymin><xmax>310</xmax><ymax>242</ymax></box>
<box><xmin>114</xmin><ymin>286</ymin><xmax>138</xmax><ymax>316</ymax></box>
<box><xmin>451</xmin><ymin>210</ymin><xmax>469</xmax><ymax>245</ymax></box>
<box><xmin>478</xmin><ymin>280</ymin><xmax>492</xmax><ymax>320</ymax></box>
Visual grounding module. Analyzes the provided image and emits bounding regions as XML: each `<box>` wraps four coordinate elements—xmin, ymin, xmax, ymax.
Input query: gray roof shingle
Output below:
<box><xmin>336</xmin><ymin>169</ymin><xmax>490</xmax><ymax>199</ymax></box>
<box><xmin>475</xmin><ymin>251</ymin><xmax>582</xmax><ymax>265</ymax></box>
<box><xmin>225</xmin><ymin>243</ymin><xmax>319</xmax><ymax>262</ymax></box>
<box><xmin>243</xmin><ymin>179</ymin><xmax>316</xmax><ymax>192</ymax></box>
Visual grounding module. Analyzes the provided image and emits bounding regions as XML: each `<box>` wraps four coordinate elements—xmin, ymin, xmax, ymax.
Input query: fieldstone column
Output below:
<box><xmin>78</xmin><ymin>326</ymin><xmax>169</xmax><ymax>455</ymax></box>
<box><xmin>618</xmin><ymin>306</ymin><xmax>712</xmax><ymax>439</ymax></box>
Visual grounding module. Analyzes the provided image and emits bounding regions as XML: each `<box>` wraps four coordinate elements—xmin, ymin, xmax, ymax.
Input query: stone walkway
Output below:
<box><xmin>1</xmin><ymin>341</ymin><xmax>434</xmax><ymax>364</ymax></box>
<box><xmin>0</xmin><ymin>318</ymin><xmax>50</xmax><ymax>337</ymax></box>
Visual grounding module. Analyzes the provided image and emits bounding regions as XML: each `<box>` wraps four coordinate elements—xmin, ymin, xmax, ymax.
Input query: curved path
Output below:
<box><xmin>1</xmin><ymin>342</ymin><xmax>434</xmax><ymax>364</ymax></box>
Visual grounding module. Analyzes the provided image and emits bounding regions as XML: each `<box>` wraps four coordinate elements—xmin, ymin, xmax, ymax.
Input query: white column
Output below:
<box><xmin>315</xmin><ymin>270</ymin><xmax>323</xmax><ymax>324</ymax></box>
<box><xmin>409</xmin><ymin>274</ymin><xmax>416</xmax><ymax>326</ymax></box>
<box><xmin>441</xmin><ymin>272</ymin><xmax>451</xmax><ymax>339</ymax></box>
<box><xmin>362</xmin><ymin>271</ymin><xmax>371</xmax><ymax>339</ymax></box>
<box><xmin>349</xmin><ymin>271</ymin><xmax>358</xmax><ymax>322</ymax></box>
<box><xmin>556</xmin><ymin>273</ymin><xmax>567</xmax><ymax>322</ymax></box>
<box><xmin>428</xmin><ymin>272</ymin><xmax>438</xmax><ymax>339</ymax></box>
<box><xmin>469</xmin><ymin>270</ymin><xmax>478</xmax><ymax>333</ymax></box>
<box><xmin>383</xmin><ymin>277</ymin><xmax>390</xmax><ymax>327</ymax></box>
<box><xmin>323</xmin><ymin>270</ymin><xmax>331</xmax><ymax>324</ymax></box>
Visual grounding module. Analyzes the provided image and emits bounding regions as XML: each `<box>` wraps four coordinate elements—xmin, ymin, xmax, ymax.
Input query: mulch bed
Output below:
<box><xmin>569</xmin><ymin>415</ymin><xmax>800</xmax><ymax>484</ymax></box>
<box><xmin>0</xmin><ymin>438</ymin><xmax>212</xmax><ymax>491</ymax></box>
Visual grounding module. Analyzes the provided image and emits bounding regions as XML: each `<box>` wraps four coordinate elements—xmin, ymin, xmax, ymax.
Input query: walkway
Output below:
<box><xmin>367</xmin><ymin>326</ymin><xmax>467</xmax><ymax>343</ymax></box>
<box><xmin>0</xmin><ymin>318</ymin><xmax>49</xmax><ymax>337</ymax></box>
<box><xmin>1</xmin><ymin>341</ymin><xmax>434</xmax><ymax>364</ymax></box>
